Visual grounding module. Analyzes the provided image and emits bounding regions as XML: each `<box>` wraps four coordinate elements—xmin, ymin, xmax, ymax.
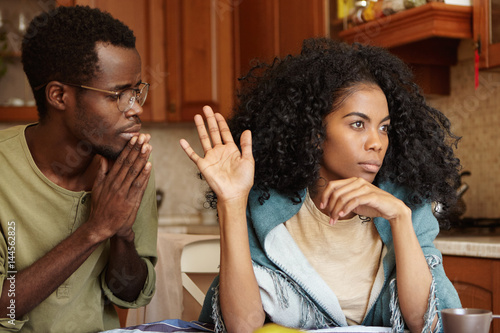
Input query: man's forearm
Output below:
<box><xmin>105</xmin><ymin>235</ymin><xmax>148</xmax><ymax>302</ymax></box>
<box><xmin>0</xmin><ymin>223</ymin><xmax>103</xmax><ymax>319</ymax></box>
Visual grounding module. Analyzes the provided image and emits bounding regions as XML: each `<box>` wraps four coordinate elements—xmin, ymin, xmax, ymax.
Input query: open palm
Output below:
<box><xmin>180</xmin><ymin>106</ymin><xmax>255</xmax><ymax>203</ymax></box>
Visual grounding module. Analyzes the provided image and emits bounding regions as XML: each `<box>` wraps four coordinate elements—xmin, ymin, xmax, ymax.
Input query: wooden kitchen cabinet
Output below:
<box><xmin>164</xmin><ymin>0</ymin><xmax>236</xmax><ymax>122</ymax></box>
<box><xmin>235</xmin><ymin>0</ymin><xmax>328</xmax><ymax>77</ymax></box>
<box><xmin>0</xmin><ymin>0</ymin><xmax>328</xmax><ymax>122</ymax></box>
<box><xmin>0</xmin><ymin>0</ymin><xmax>168</xmax><ymax>122</ymax></box>
<box><xmin>167</xmin><ymin>0</ymin><xmax>328</xmax><ymax>121</ymax></box>
<box><xmin>333</xmin><ymin>2</ymin><xmax>473</xmax><ymax>95</ymax></box>
<box><xmin>442</xmin><ymin>255</ymin><xmax>500</xmax><ymax>333</ymax></box>
<box><xmin>0</xmin><ymin>0</ymin><xmax>58</xmax><ymax>122</ymax></box>
<box><xmin>73</xmin><ymin>0</ymin><xmax>328</xmax><ymax>122</ymax></box>
<box><xmin>0</xmin><ymin>0</ymin><xmax>237</xmax><ymax>122</ymax></box>
<box><xmin>473</xmin><ymin>0</ymin><xmax>500</xmax><ymax>69</ymax></box>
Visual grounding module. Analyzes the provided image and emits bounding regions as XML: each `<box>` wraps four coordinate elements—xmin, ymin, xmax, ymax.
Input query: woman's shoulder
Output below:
<box><xmin>247</xmin><ymin>187</ymin><xmax>307</xmax><ymax>224</ymax></box>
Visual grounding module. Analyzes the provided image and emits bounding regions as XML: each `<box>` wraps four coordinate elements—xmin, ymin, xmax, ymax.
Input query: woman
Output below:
<box><xmin>180</xmin><ymin>38</ymin><xmax>461</xmax><ymax>333</ymax></box>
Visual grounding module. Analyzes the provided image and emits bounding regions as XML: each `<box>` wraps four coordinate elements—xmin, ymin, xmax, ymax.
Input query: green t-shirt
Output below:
<box><xmin>0</xmin><ymin>125</ymin><xmax>158</xmax><ymax>332</ymax></box>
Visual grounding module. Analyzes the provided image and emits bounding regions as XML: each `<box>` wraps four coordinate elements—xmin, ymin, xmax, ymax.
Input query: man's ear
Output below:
<box><xmin>45</xmin><ymin>81</ymin><xmax>69</xmax><ymax>110</ymax></box>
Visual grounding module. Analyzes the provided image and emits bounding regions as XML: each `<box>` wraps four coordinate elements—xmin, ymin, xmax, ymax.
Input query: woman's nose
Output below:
<box><xmin>365</xmin><ymin>130</ymin><xmax>384</xmax><ymax>151</ymax></box>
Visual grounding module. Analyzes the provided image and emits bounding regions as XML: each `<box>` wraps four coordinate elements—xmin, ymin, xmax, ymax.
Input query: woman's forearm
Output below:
<box><xmin>390</xmin><ymin>207</ymin><xmax>433</xmax><ymax>332</ymax></box>
<box><xmin>217</xmin><ymin>199</ymin><xmax>265</xmax><ymax>333</ymax></box>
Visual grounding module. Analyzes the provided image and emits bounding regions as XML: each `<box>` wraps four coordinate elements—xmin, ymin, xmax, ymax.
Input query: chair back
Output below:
<box><xmin>180</xmin><ymin>238</ymin><xmax>220</xmax><ymax>306</ymax></box>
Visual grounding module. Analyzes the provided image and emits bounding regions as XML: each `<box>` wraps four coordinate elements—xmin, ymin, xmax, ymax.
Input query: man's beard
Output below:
<box><xmin>95</xmin><ymin>144</ymin><xmax>122</xmax><ymax>161</ymax></box>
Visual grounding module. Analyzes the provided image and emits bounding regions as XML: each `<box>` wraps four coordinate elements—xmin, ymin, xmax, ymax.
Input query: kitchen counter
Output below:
<box><xmin>156</xmin><ymin>222</ymin><xmax>500</xmax><ymax>257</ymax></box>
<box><xmin>437</xmin><ymin>229</ymin><xmax>500</xmax><ymax>333</ymax></box>
<box><xmin>435</xmin><ymin>228</ymin><xmax>500</xmax><ymax>259</ymax></box>
<box><xmin>158</xmin><ymin>224</ymin><xmax>219</xmax><ymax>235</ymax></box>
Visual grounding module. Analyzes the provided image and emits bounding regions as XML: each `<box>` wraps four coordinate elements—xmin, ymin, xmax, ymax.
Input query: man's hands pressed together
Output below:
<box><xmin>88</xmin><ymin>133</ymin><xmax>153</xmax><ymax>243</ymax></box>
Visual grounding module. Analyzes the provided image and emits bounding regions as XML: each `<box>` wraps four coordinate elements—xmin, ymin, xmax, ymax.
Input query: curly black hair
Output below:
<box><xmin>21</xmin><ymin>5</ymin><xmax>136</xmax><ymax>121</ymax></box>
<box><xmin>206</xmin><ymin>38</ymin><xmax>461</xmax><ymax>226</ymax></box>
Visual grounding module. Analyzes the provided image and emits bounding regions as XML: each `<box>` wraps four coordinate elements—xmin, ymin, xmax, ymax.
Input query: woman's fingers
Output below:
<box><xmin>179</xmin><ymin>139</ymin><xmax>201</xmax><ymax>164</ymax></box>
<box><xmin>320</xmin><ymin>178</ymin><xmax>358</xmax><ymax>209</ymax></box>
<box><xmin>215</xmin><ymin>112</ymin><xmax>234</xmax><ymax>145</ymax></box>
<box><xmin>203</xmin><ymin>105</ymin><xmax>223</xmax><ymax>147</ymax></box>
<box><xmin>320</xmin><ymin>178</ymin><xmax>379</xmax><ymax>224</ymax></box>
<box><xmin>194</xmin><ymin>113</ymin><xmax>213</xmax><ymax>154</ymax></box>
<box><xmin>240</xmin><ymin>130</ymin><xmax>253</xmax><ymax>160</ymax></box>
<box><xmin>194</xmin><ymin>106</ymin><xmax>228</xmax><ymax>153</ymax></box>
<box><xmin>182</xmin><ymin>106</ymin><xmax>241</xmax><ymax>164</ymax></box>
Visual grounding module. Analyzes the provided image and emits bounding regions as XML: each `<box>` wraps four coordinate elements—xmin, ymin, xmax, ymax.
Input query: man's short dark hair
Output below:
<box><xmin>22</xmin><ymin>5</ymin><xmax>136</xmax><ymax>120</ymax></box>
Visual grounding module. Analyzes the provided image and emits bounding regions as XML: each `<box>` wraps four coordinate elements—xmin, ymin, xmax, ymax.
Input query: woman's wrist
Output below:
<box><xmin>217</xmin><ymin>195</ymin><xmax>249</xmax><ymax>209</ymax></box>
<box><xmin>387</xmin><ymin>202</ymin><xmax>412</xmax><ymax>226</ymax></box>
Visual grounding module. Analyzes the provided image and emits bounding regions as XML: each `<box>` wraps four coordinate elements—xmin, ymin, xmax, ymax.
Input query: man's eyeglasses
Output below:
<box><xmin>63</xmin><ymin>82</ymin><xmax>150</xmax><ymax>113</ymax></box>
<box><xmin>34</xmin><ymin>81</ymin><xmax>150</xmax><ymax>113</ymax></box>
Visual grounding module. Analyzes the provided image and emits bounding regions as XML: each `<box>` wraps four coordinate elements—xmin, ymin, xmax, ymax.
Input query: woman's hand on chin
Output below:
<box><xmin>317</xmin><ymin>177</ymin><xmax>410</xmax><ymax>225</ymax></box>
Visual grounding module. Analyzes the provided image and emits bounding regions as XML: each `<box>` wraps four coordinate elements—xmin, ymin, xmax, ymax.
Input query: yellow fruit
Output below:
<box><xmin>253</xmin><ymin>323</ymin><xmax>303</xmax><ymax>333</ymax></box>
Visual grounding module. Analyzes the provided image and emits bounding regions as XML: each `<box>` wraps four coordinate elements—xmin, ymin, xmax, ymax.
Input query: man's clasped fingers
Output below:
<box><xmin>110</xmin><ymin>134</ymin><xmax>152</xmax><ymax>191</ymax></box>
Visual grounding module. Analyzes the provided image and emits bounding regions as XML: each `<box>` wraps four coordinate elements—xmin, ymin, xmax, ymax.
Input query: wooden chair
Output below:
<box><xmin>180</xmin><ymin>238</ymin><xmax>220</xmax><ymax>320</ymax></box>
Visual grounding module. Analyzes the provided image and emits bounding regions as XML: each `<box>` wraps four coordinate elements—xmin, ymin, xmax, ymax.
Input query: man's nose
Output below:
<box><xmin>124</xmin><ymin>98</ymin><xmax>144</xmax><ymax>117</ymax></box>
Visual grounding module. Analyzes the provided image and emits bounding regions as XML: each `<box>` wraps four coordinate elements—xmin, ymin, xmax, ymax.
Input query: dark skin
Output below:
<box><xmin>0</xmin><ymin>43</ymin><xmax>152</xmax><ymax>318</ymax></box>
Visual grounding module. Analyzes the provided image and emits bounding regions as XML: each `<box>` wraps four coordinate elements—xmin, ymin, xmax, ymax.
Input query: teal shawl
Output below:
<box><xmin>200</xmin><ymin>182</ymin><xmax>461</xmax><ymax>332</ymax></box>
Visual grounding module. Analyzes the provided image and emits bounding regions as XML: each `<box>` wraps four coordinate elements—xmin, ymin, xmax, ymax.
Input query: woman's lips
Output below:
<box><xmin>359</xmin><ymin>162</ymin><xmax>381</xmax><ymax>173</ymax></box>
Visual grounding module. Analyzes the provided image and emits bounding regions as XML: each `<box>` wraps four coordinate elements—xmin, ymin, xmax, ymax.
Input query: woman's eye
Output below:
<box><xmin>380</xmin><ymin>124</ymin><xmax>390</xmax><ymax>132</ymax></box>
<box><xmin>351</xmin><ymin>121</ymin><xmax>364</xmax><ymax>129</ymax></box>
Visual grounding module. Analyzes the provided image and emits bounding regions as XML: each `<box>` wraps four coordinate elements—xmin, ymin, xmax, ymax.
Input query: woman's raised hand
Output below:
<box><xmin>180</xmin><ymin>106</ymin><xmax>255</xmax><ymax>203</ymax></box>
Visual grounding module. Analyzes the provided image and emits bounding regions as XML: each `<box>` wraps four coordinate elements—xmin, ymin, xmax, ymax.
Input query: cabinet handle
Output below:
<box><xmin>168</xmin><ymin>103</ymin><xmax>176</xmax><ymax>114</ymax></box>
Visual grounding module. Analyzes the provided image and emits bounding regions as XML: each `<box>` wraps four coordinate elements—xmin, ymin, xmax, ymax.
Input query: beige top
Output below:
<box><xmin>285</xmin><ymin>192</ymin><xmax>384</xmax><ymax>325</ymax></box>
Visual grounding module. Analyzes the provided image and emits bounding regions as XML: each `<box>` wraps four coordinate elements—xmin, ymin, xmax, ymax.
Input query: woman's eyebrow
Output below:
<box><xmin>342</xmin><ymin>112</ymin><xmax>390</xmax><ymax>124</ymax></box>
<box><xmin>343</xmin><ymin>112</ymin><xmax>369</xmax><ymax>120</ymax></box>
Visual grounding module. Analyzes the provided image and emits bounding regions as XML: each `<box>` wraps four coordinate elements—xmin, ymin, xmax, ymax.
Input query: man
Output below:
<box><xmin>0</xmin><ymin>6</ymin><xmax>157</xmax><ymax>332</ymax></box>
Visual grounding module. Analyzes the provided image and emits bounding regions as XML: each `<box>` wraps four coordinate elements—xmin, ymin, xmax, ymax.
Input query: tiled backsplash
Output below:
<box><xmin>428</xmin><ymin>40</ymin><xmax>500</xmax><ymax>218</ymax></box>
<box><xmin>145</xmin><ymin>123</ymin><xmax>209</xmax><ymax>220</ymax></box>
<box><xmin>1</xmin><ymin>39</ymin><xmax>499</xmax><ymax>221</ymax></box>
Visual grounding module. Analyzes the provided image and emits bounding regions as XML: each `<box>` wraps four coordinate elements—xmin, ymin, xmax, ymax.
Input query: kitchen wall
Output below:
<box><xmin>153</xmin><ymin>40</ymin><xmax>500</xmax><ymax>221</ymax></box>
<box><xmin>428</xmin><ymin>40</ymin><xmax>500</xmax><ymax>218</ymax></box>
<box><xmin>144</xmin><ymin>122</ymin><xmax>209</xmax><ymax>222</ymax></box>
<box><xmin>1</xmin><ymin>38</ymin><xmax>499</xmax><ymax>222</ymax></box>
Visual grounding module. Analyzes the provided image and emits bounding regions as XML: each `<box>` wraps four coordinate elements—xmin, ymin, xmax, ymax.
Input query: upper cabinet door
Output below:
<box><xmin>165</xmin><ymin>0</ymin><xmax>236</xmax><ymax>121</ymax></box>
<box><xmin>474</xmin><ymin>0</ymin><xmax>500</xmax><ymax>68</ymax></box>
<box><xmin>236</xmin><ymin>0</ymin><xmax>328</xmax><ymax>77</ymax></box>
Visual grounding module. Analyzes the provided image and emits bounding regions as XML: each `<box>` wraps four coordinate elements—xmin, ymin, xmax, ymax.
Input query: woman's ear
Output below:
<box><xmin>45</xmin><ymin>81</ymin><xmax>68</xmax><ymax>110</ymax></box>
